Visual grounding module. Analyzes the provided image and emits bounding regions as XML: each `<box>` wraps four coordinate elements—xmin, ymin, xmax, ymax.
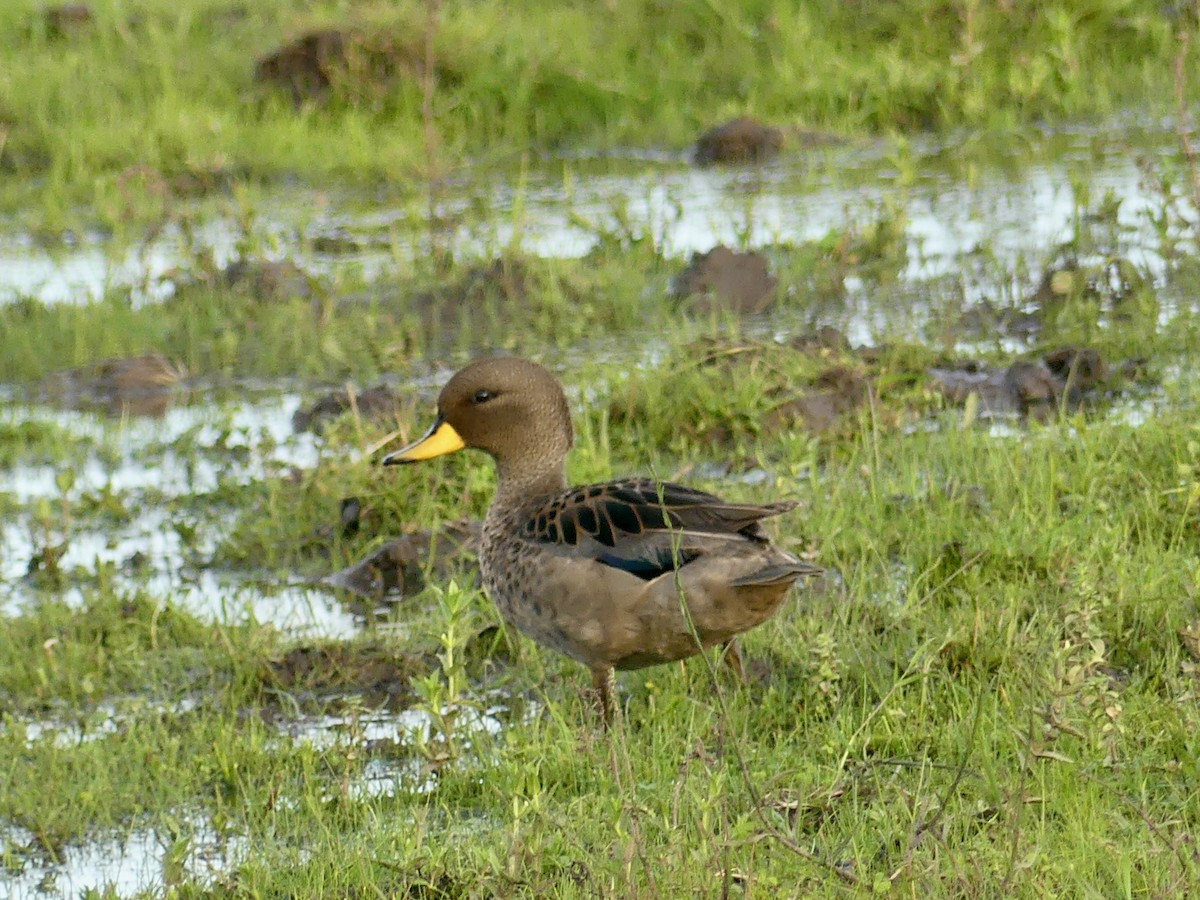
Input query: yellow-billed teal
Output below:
<box><xmin>383</xmin><ymin>357</ymin><xmax>820</xmax><ymax>721</ymax></box>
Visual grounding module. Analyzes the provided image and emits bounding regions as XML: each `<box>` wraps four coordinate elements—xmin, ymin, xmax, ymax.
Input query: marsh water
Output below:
<box><xmin>1</xmin><ymin>126</ymin><xmax>1179</xmax><ymax>307</ymax></box>
<box><xmin>1</xmin><ymin>121</ymin><xmax>1194</xmax><ymax>895</ymax></box>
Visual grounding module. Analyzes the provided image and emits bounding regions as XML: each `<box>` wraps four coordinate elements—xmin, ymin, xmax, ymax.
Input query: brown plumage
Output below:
<box><xmin>383</xmin><ymin>356</ymin><xmax>821</xmax><ymax>722</ymax></box>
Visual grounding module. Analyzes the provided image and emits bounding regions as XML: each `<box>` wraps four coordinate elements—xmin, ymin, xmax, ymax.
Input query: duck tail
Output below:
<box><xmin>730</xmin><ymin>560</ymin><xmax>824</xmax><ymax>587</ymax></box>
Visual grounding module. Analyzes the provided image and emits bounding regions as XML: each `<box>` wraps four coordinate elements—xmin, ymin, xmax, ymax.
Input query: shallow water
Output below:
<box><xmin>0</xmin><ymin>692</ymin><xmax>519</xmax><ymax>896</ymax></box>
<box><xmin>2</xmin><ymin>815</ymin><xmax>246</xmax><ymax>898</ymax></box>
<box><xmin>0</xmin><ymin>393</ymin><xmax>363</xmax><ymax>637</ymax></box>
<box><xmin>0</xmin><ymin>126</ymin><xmax>1181</xmax><ymax>308</ymax></box>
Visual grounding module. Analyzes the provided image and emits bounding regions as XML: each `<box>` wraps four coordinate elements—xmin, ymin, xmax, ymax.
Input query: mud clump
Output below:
<box><xmin>790</xmin><ymin>326</ymin><xmax>852</xmax><ymax>356</ymax></box>
<box><xmin>40</xmin><ymin>352</ymin><xmax>187</xmax><ymax>417</ymax></box>
<box><xmin>171</xmin><ymin>258</ymin><xmax>317</xmax><ymax>304</ymax></box>
<box><xmin>693</xmin><ymin>117</ymin><xmax>782</xmax><ymax>166</ymax></box>
<box><xmin>673</xmin><ymin>246</ymin><xmax>777</xmax><ymax>315</ymax></box>
<box><xmin>765</xmin><ymin>366</ymin><xmax>872</xmax><ymax>434</ymax></box>
<box><xmin>310</xmin><ymin>229</ymin><xmax>391</xmax><ymax>255</ymax></box>
<box><xmin>221</xmin><ymin>259</ymin><xmax>314</xmax><ymax>301</ymax></box>
<box><xmin>256</xmin><ymin>29</ymin><xmax>347</xmax><ymax>103</ymax></box>
<box><xmin>308</xmin><ymin>497</ymin><xmax>373</xmax><ymax>547</ymax></box>
<box><xmin>428</xmin><ymin>257</ymin><xmax>538</xmax><ymax>307</ymax></box>
<box><xmin>264</xmin><ymin>642</ymin><xmax>430</xmax><ymax>708</ymax></box>
<box><xmin>169</xmin><ymin>165</ymin><xmax>241</xmax><ymax>198</ymax></box>
<box><xmin>930</xmin><ymin>346</ymin><xmax>1115</xmax><ymax>420</ymax></box>
<box><xmin>293</xmin><ymin>384</ymin><xmax>405</xmax><ymax>434</ymax></box>
<box><xmin>393</xmin><ymin>256</ymin><xmax>569</xmax><ymax>345</ymax></box>
<box><xmin>1044</xmin><ymin>347</ymin><xmax>1107</xmax><ymax>397</ymax></box>
<box><xmin>323</xmin><ymin>519</ymin><xmax>480</xmax><ymax>602</ymax></box>
<box><xmin>255</xmin><ymin>28</ymin><xmax>453</xmax><ymax>106</ymax></box>
<box><xmin>41</xmin><ymin>4</ymin><xmax>93</xmax><ymax>39</ymax></box>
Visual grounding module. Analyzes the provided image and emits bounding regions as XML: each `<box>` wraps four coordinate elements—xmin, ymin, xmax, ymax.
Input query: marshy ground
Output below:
<box><xmin>5</xmin><ymin>1</ymin><xmax>1200</xmax><ymax>897</ymax></box>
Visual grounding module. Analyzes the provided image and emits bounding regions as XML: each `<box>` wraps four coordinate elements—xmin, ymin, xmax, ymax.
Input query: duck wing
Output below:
<box><xmin>520</xmin><ymin>478</ymin><xmax>797</xmax><ymax>580</ymax></box>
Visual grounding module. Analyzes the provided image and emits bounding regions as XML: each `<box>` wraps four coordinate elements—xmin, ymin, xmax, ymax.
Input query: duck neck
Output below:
<box><xmin>492</xmin><ymin>455</ymin><xmax>568</xmax><ymax>512</ymax></box>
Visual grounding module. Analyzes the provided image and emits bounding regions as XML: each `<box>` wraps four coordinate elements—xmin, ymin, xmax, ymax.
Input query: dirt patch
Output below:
<box><xmin>255</xmin><ymin>28</ymin><xmax>456</xmax><ymax>106</ymax></box>
<box><xmin>930</xmin><ymin>346</ymin><xmax>1120</xmax><ymax>420</ymax></box>
<box><xmin>263</xmin><ymin>641</ymin><xmax>430</xmax><ymax>709</ymax></box>
<box><xmin>255</xmin><ymin>29</ymin><xmax>350</xmax><ymax>104</ymax></box>
<box><xmin>673</xmin><ymin>245</ymin><xmax>777</xmax><ymax>315</ymax></box>
<box><xmin>171</xmin><ymin>258</ymin><xmax>317</xmax><ymax>303</ymax></box>
<box><xmin>790</xmin><ymin>326</ymin><xmax>852</xmax><ymax>356</ymax></box>
<box><xmin>693</xmin><ymin>117</ymin><xmax>782</xmax><ymax>166</ymax></box>
<box><xmin>765</xmin><ymin>366</ymin><xmax>872</xmax><ymax>434</ymax></box>
<box><xmin>39</xmin><ymin>353</ymin><xmax>187</xmax><ymax>417</ymax></box>
<box><xmin>310</xmin><ymin>229</ymin><xmax>392</xmax><ymax>255</ymax></box>
<box><xmin>304</xmin><ymin>497</ymin><xmax>376</xmax><ymax>551</ymax></box>
<box><xmin>323</xmin><ymin>519</ymin><xmax>480</xmax><ymax>602</ymax></box>
<box><xmin>220</xmin><ymin>259</ymin><xmax>315</xmax><ymax>301</ymax></box>
<box><xmin>1044</xmin><ymin>346</ymin><xmax>1107</xmax><ymax>397</ymax></box>
<box><xmin>168</xmin><ymin>164</ymin><xmax>242</xmax><ymax>198</ymax></box>
<box><xmin>293</xmin><ymin>385</ymin><xmax>406</xmax><ymax>434</ymax></box>
<box><xmin>427</xmin><ymin>257</ymin><xmax>538</xmax><ymax>307</ymax></box>
<box><xmin>388</xmin><ymin>256</ymin><xmax>573</xmax><ymax>345</ymax></box>
<box><xmin>40</xmin><ymin>4</ymin><xmax>93</xmax><ymax>39</ymax></box>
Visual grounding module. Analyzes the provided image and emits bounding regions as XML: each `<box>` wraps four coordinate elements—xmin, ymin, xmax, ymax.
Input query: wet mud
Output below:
<box><xmin>255</xmin><ymin>28</ymin><xmax>458</xmax><ymax>106</ymax></box>
<box><xmin>322</xmin><ymin>519</ymin><xmax>480</xmax><ymax>602</ymax></box>
<box><xmin>38</xmin><ymin>353</ymin><xmax>188</xmax><ymax>417</ymax></box>
<box><xmin>292</xmin><ymin>384</ymin><xmax>406</xmax><ymax>434</ymax></box>
<box><xmin>39</xmin><ymin>4</ymin><xmax>94</xmax><ymax>40</ymax></box>
<box><xmin>673</xmin><ymin>245</ymin><xmax>777</xmax><ymax>315</ymax></box>
<box><xmin>693</xmin><ymin>117</ymin><xmax>783</xmax><ymax>166</ymax></box>
<box><xmin>930</xmin><ymin>346</ymin><xmax>1135</xmax><ymax>420</ymax></box>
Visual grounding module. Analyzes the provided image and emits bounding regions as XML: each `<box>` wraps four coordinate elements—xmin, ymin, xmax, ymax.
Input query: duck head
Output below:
<box><xmin>382</xmin><ymin>357</ymin><xmax>574</xmax><ymax>484</ymax></box>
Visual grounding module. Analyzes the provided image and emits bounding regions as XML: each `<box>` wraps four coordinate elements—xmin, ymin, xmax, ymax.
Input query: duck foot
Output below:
<box><xmin>590</xmin><ymin>666</ymin><xmax>617</xmax><ymax>727</ymax></box>
<box><xmin>721</xmin><ymin>638</ymin><xmax>747</xmax><ymax>684</ymax></box>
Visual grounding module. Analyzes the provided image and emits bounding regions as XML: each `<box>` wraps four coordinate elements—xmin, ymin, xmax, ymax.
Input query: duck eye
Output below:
<box><xmin>473</xmin><ymin>389</ymin><xmax>493</xmax><ymax>404</ymax></box>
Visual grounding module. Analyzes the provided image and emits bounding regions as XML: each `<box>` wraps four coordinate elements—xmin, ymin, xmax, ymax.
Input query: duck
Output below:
<box><xmin>382</xmin><ymin>356</ymin><xmax>821</xmax><ymax>722</ymax></box>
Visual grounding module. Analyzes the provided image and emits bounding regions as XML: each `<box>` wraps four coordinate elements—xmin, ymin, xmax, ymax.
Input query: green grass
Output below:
<box><xmin>5</xmin><ymin>378</ymin><xmax>1200</xmax><ymax>894</ymax></box>
<box><xmin>0</xmin><ymin>0</ymin><xmax>1190</xmax><ymax>215</ymax></box>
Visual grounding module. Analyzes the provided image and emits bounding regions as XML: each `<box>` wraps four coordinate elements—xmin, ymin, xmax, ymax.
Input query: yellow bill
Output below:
<box><xmin>381</xmin><ymin>417</ymin><xmax>465</xmax><ymax>465</ymax></box>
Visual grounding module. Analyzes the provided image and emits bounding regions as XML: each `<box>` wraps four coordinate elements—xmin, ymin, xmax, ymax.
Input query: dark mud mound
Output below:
<box><xmin>219</xmin><ymin>259</ymin><xmax>315</xmax><ymax>301</ymax></box>
<box><xmin>693</xmin><ymin>117</ymin><xmax>782</xmax><ymax>166</ymax></box>
<box><xmin>930</xmin><ymin>346</ymin><xmax>1125</xmax><ymax>420</ymax></box>
<box><xmin>263</xmin><ymin>641</ymin><xmax>430</xmax><ymax>709</ymax></box>
<box><xmin>293</xmin><ymin>385</ymin><xmax>406</xmax><ymax>434</ymax></box>
<box><xmin>170</xmin><ymin>258</ymin><xmax>317</xmax><ymax>303</ymax></box>
<box><xmin>256</xmin><ymin>29</ymin><xmax>350</xmax><ymax>104</ymax></box>
<box><xmin>673</xmin><ymin>245</ymin><xmax>777</xmax><ymax>315</ymax></box>
<box><xmin>255</xmin><ymin>27</ymin><xmax>458</xmax><ymax>106</ymax></box>
<box><xmin>40</xmin><ymin>4</ymin><xmax>93</xmax><ymax>39</ymax></box>
<box><xmin>415</xmin><ymin>256</ymin><xmax>542</xmax><ymax>310</ymax></box>
<box><xmin>765</xmin><ymin>365</ymin><xmax>873</xmax><ymax>434</ymax></box>
<box><xmin>790</xmin><ymin>326</ymin><xmax>853</xmax><ymax>356</ymax></box>
<box><xmin>391</xmin><ymin>255</ymin><xmax>577</xmax><ymax>344</ymax></box>
<box><xmin>40</xmin><ymin>352</ymin><xmax>187</xmax><ymax>417</ymax></box>
<box><xmin>323</xmin><ymin>519</ymin><xmax>480</xmax><ymax>602</ymax></box>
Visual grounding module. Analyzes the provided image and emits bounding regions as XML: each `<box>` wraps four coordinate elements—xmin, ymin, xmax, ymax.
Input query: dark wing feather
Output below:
<box><xmin>521</xmin><ymin>478</ymin><xmax>796</xmax><ymax>581</ymax></box>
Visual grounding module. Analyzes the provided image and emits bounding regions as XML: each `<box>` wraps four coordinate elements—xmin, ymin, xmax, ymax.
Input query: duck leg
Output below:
<box><xmin>721</xmin><ymin>639</ymin><xmax>746</xmax><ymax>684</ymax></box>
<box><xmin>590</xmin><ymin>666</ymin><xmax>617</xmax><ymax>727</ymax></box>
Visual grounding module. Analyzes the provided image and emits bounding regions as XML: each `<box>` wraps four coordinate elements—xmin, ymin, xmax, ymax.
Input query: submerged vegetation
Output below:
<box><xmin>6</xmin><ymin>0</ymin><xmax>1200</xmax><ymax>896</ymax></box>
